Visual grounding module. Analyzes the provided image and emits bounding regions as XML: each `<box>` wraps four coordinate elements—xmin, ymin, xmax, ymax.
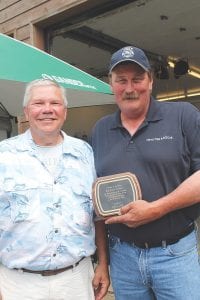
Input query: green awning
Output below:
<box><xmin>0</xmin><ymin>34</ymin><xmax>113</xmax><ymax>115</ymax></box>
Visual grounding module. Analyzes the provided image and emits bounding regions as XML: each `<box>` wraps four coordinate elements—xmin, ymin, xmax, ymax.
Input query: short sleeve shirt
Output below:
<box><xmin>91</xmin><ymin>98</ymin><xmax>200</xmax><ymax>243</ymax></box>
<box><xmin>0</xmin><ymin>130</ymin><xmax>96</xmax><ymax>270</ymax></box>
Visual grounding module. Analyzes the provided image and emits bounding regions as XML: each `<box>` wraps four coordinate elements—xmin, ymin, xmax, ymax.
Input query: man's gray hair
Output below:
<box><xmin>23</xmin><ymin>79</ymin><xmax>68</xmax><ymax>107</ymax></box>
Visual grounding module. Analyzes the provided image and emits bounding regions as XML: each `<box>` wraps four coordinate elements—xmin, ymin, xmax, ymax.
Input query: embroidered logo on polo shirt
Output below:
<box><xmin>146</xmin><ymin>136</ymin><xmax>174</xmax><ymax>142</ymax></box>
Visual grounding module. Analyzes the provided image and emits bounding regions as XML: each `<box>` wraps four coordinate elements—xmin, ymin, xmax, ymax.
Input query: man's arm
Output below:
<box><xmin>93</xmin><ymin>220</ymin><xmax>110</xmax><ymax>300</ymax></box>
<box><xmin>105</xmin><ymin>170</ymin><xmax>200</xmax><ymax>228</ymax></box>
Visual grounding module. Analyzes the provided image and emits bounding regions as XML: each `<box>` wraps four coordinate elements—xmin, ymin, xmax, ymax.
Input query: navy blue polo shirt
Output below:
<box><xmin>91</xmin><ymin>97</ymin><xmax>200</xmax><ymax>243</ymax></box>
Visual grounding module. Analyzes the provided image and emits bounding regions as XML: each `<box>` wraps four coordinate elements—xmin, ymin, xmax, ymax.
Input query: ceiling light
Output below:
<box><xmin>168</xmin><ymin>59</ymin><xmax>200</xmax><ymax>79</ymax></box>
<box><xmin>188</xmin><ymin>70</ymin><xmax>200</xmax><ymax>79</ymax></box>
<box><xmin>158</xmin><ymin>94</ymin><xmax>185</xmax><ymax>101</ymax></box>
<box><xmin>157</xmin><ymin>90</ymin><xmax>200</xmax><ymax>101</ymax></box>
<box><xmin>168</xmin><ymin>61</ymin><xmax>175</xmax><ymax>68</ymax></box>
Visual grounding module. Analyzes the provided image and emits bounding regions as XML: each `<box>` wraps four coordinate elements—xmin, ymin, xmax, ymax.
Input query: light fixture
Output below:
<box><xmin>168</xmin><ymin>59</ymin><xmax>200</xmax><ymax>79</ymax></box>
<box><xmin>188</xmin><ymin>70</ymin><xmax>200</xmax><ymax>79</ymax></box>
<box><xmin>174</xmin><ymin>59</ymin><xmax>189</xmax><ymax>76</ymax></box>
<box><xmin>168</xmin><ymin>61</ymin><xmax>175</xmax><ymax>68</ymax></box>
<box><xmin>157</xmin><ymin>90</ymin><xmax>200</xmax><ymax>102</ymax></box>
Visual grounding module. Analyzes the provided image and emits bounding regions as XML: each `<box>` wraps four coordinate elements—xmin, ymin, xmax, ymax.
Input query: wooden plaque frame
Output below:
<box><xmin>92</xmin><ymin>172</ymin><xmax>142</xmax><ymax>218</ymax></box>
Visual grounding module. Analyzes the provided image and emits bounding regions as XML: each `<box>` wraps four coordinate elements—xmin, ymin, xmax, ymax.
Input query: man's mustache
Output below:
<box><xmin>123</xmin><ymin>92</ymin><xmax>139</xmax><ymax>100</ymax></box>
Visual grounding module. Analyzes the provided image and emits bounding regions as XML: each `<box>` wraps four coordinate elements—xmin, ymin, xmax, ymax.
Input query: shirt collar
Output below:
<box><xmin>16</xmin><ymin>130</ymin><xmax>80</xmax><ymax>158</ymax></box>
<box><xmin>110</xmin><ymin>97</ymin><xmax>163</xmax><ymax>129</ymax></box>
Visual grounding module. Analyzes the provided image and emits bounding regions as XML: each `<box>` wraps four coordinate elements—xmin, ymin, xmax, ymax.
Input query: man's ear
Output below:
<box><xmin>148</xmin><ymin>72</ymin><xmax>153</xmax><ymax>91</ymax></box>
<box><xmin>149</xmin><ymin>79</ymin><xmax>153</xmax><ymax>92</ymax></box>
<box><xmin>64</xmin><ymin>108</ymin><xmax>67</xmax><ymax>121</ymax></box>
<box><xmin>108</xmin><ymin>74</ymin><xmax>113</xmax><ymax>92</ymax></box>
<box><xmin>108</xmin><ymin>73</ymin><xmax>112</xmax><ymax>84</ymax></box>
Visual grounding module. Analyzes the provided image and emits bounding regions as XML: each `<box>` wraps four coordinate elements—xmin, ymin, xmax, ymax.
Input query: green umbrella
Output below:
<box><xmin>0</xmin><ymin>33</ymin><xmax>113</xmax><ymax>116</ymax></box>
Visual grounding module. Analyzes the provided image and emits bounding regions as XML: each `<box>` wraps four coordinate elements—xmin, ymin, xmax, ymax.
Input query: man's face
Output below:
<box><xmin>110</xmin><ymin>63</ymin><xmax>153</xmax><ymax>117</ymax></box>
<box><xmin>24</xmin><ymin>85</ymin><xmax>67</xmax><ymax>138</ymax></box>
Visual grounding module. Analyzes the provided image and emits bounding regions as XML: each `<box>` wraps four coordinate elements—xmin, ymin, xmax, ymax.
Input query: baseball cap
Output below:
<box><xmin>109</xmin><ymin>46</ymin><xmax>151</xmax><ymax>73</ymax></box>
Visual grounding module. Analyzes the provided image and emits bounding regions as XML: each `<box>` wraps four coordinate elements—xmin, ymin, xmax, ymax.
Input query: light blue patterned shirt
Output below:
<box><xmin>0</xmin><ymin>130</ymin><xmax>96</xmax><ymax>270</ymax></box>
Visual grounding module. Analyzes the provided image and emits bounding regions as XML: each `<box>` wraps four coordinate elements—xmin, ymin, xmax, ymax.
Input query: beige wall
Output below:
<box><xmin>64</xmin><ymin>104</ymin><xmax>116</xmax><ymax>138</ymax></box>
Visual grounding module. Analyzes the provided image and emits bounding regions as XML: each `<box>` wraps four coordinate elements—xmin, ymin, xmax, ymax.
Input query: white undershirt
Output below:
<box><xmin>36</xmin><ymin>142</ymin><xmax>63</xmax><ymax>174</ymax></box>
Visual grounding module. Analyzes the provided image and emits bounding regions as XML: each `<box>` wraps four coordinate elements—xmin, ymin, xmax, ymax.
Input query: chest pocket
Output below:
<box><xmin>3</xmin><ymin>177</ymin><xmax>43</xmax><ymax>224</ymax></box>
<box><xmin>8</xmin><ymin>189</ymin><xmax>41</xmax><ymax>223</ymax></box>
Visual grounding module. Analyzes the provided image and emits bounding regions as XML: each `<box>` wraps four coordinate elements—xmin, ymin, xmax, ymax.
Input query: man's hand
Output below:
<box><xmin>105</xmin><ymin>200</ymin><xmax>160</xmax><ymax>228</ymax></box>
<box><xmin>92</xmin><ymin>263</ymin><xmax>110</xmax><ymax>300</ymax></box>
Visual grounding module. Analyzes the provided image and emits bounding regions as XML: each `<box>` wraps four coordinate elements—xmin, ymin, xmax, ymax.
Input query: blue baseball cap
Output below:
<box><xmin>109</xmin><ymin>46</ymin><xmax>151</xmax><ymax>73</ymax></box>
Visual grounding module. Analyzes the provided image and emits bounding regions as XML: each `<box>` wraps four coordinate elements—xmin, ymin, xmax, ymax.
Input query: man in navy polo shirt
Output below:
<box><xmin>91</xmin><ymin>46</ymin><xmax>200</xmax><ymax>300</ymax></box>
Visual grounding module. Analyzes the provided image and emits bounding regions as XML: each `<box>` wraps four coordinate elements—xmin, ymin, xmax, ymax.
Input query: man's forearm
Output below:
<box><xmin>153</xmin><ymin>170</ymin><xmax>200</xmax><ymax>218</ymax></box>
<box><xmin>95</xmin><ymin>220</ymin><xmax>108</xmax><ymax>265</ymax></box>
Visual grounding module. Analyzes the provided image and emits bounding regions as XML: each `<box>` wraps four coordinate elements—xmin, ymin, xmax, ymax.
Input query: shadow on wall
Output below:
<box><xmin>63</xmin><ymin>104</ymin><xmax>117</xmax><ymax>138</ymax></box>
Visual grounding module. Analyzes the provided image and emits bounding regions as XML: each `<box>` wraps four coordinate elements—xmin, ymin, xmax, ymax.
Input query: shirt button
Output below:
<box><xmin>130</xmin><ymin>140</ymin><xmax>134</xmax><ymax>144</ymax></box>
<box><xmin>53</xmin><ymin>253</ymin><xmax>56</xmax><ymax>257</ymax></box>
<box><xmin>55</xmin><ymin>229</ymin><xmax>58</xmax><ymax>233</ymax></box>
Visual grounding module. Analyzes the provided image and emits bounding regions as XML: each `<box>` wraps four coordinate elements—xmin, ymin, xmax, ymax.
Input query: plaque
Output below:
<box><xmin>92</xmin><ymin>172</ymin><xmax>142</xmax><ymax>218</ymax></box>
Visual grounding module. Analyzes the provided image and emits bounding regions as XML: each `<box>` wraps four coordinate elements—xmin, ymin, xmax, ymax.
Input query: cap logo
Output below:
<box><xmin>122</xmin><ymin>46</ymin><xmax>134</xmax><ymax>58</ymax></box>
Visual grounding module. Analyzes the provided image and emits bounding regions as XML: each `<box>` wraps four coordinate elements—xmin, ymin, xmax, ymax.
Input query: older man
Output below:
<box><xmin>91</xmin><ymin>46</ymin><xmax>200</xmax><ymax>300</ymax></box>
<box><xmin>0</xmin><ymin>79</ymin><xmax>109</xmax><ymax>300</ymax></box>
